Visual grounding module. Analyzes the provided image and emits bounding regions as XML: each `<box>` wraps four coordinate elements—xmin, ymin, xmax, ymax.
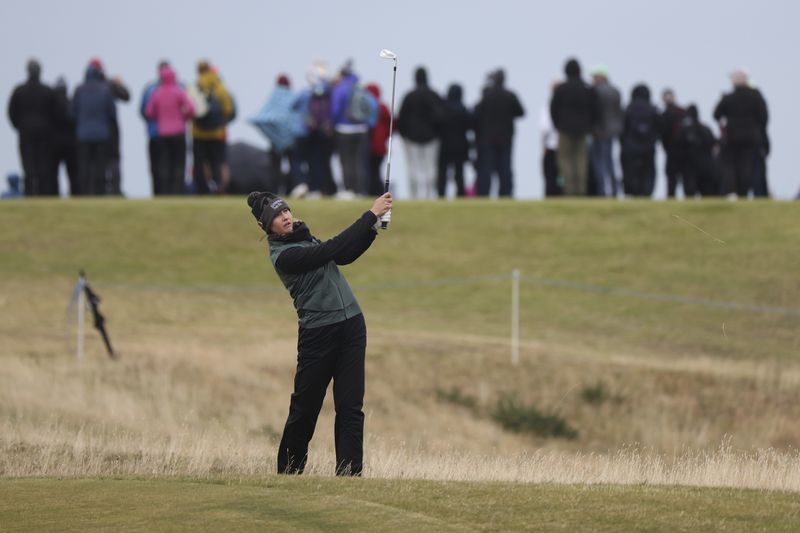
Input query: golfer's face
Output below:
<box><xmin>270</xmin><ymin>208</ymin><xmax>293</xmax><ymax>235</ymax></box>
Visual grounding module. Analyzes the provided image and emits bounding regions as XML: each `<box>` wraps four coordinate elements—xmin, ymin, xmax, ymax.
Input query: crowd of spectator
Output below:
<box><xmin>4</xmin><ymin>55</ymin><xmax>781</xmax><ymax>200</ymax></box>
<box><xmin>543</xmin><ymin>58</ymin><xmax>771</xmax><ymax>199</ymax></box>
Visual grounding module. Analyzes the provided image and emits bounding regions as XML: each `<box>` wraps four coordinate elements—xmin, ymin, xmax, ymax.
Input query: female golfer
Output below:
<box><xmin>248</xmin><ymin>191</ymin><xmax>392</xmax><ymax>476</ymax></box>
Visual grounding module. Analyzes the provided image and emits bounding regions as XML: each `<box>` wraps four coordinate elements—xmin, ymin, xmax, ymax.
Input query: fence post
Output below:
<box><xmin>511</xmin><ymin>269</ymin><xmax>520</xmax><ymax>366</ymax></box>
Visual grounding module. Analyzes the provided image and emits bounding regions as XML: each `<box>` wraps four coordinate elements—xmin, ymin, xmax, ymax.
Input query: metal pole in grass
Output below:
<box><xmin>76</xmin><ymin>273</ymin><xmax>86</xmax><ymax>360</ymax></box>
<box><xmin>511</xmin><ymin>269</ymin><xmax>520</xmax><ymax>366</ymax></box>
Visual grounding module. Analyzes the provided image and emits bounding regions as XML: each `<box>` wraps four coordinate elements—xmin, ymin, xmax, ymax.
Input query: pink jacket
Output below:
<box><xmin>145</xmin><ymin>67</ymin><xmax>194</xmax><ymax>136</ymax></box>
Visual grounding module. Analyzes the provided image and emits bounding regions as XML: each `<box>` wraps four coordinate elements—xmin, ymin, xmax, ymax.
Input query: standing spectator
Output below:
<box><xmin>145</xmin><ymin>65</ymin><xmax>194</xmax><ymax>195</ymax></box>
<box><xmin>750</xmin><ymin>82</ymin><xmax>770</xmax><ymax>197</ymax></box>
<box><xmin>473</xmin><ymin>69</ymin><xmax>525</xmax><ymax>197</ymax></box>
<box><xmin>550</xmin><ymin>58</ymin><xmax>595</xmax><ymax>196</ymax></box>
<box><xmin>52</xmin><ymin>77</ymin><xmax>78</xmax><ymax>195</ymax></box>
<box><xmin>330</xmin><ymin>61</ymin><xmax>373</xmax><ymax>197</ymax></box>
<box><xmin>140</xmin><ymin>60</ymin><xmax>170</xmax><ymax>195</ymax></box>
<box><xmin>540</xmin><ymin>82</ymin><xmax>561</xmax><ymax>197</ymax></box>
<box><xmin>365</xmin><ymin>83</ymin><xmax>392</xmax><ymax>196</ymax></box>
<box><xmin>7</xmin><ymin>59</ymin><xmax>56</xmax><ymax>196</ymax></box>
<box><xmin>87</xmin><ymin>59</ymin><xmax>130</xmax><ymax>195</ymax></box>
<box><xmin>713</xmin><ymin>68</ymin><xmax>767</xmax><ymax>198</ymax></box>
<box><xmin>397</xmin><ymin>66</ymin><xmax>443</xmax><ymax>199</ymax></box>
<box><xmin>72</xmin><ymin>62</ymin><xmax>116</xmax><ymax>195</ymax></box>
<box><xmin>191</xmin><ymin>60</ymin><xmax>234</xmax><ymax>194</ymax></box>
<box><xmin>249</xmin><ymin>74</ymin><xmax>302</xmax><ymax>196</ymax></box>
<box><xmin>620</xmin><ymin>84</ymin><xmax>660</xmax><ymax>197</ymax></box>
<box><xmin>677</xmin><ymin>104</ymin><xmax>717</xmax><ymax>197</ymax></box>
<box><xmin>660</xmin><ymin>89</ymin><xmax>686</xmax><ymax>198</ymax></box>
<box><xmin>303</xmin><ymin>63</ymin><xmax>337</xmax><ymax>196</ymax></box>
<box><xmin>437</xmin><ymin>83</ymin><xmax>472</xmax><ymax>198</ymax></box>
<box><xmin>589</xmin><ymin>65</ymin><xmax>623</xmax><ymax>197</ymax></box>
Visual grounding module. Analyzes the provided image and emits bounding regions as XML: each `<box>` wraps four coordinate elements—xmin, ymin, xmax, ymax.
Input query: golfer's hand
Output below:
<box><xmin>370</xmin><ymin>193</ymin><xmax>392</xmax><ymax>217</ymax></box>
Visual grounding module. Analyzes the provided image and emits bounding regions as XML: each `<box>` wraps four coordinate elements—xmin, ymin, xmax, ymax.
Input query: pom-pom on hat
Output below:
<box><xmin>248</xmin><ymin>191</ymin><xmax>290</xmax><ymax>232</ymax></box>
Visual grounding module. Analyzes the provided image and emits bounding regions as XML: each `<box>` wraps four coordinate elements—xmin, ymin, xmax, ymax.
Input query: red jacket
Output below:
<box><xmin>366</xmin><ymin>84</ymin><xmax>391</xmax><ymax>156</ymax></box>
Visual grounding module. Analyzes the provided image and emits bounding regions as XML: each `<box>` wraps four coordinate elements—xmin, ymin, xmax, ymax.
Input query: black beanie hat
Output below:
<box><xmin>247</xmin><ymin>191</ymin><xmax>290</xmax><ymax>232</ymax></box>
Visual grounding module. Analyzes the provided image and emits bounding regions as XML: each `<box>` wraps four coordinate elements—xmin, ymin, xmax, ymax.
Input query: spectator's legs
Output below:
<box><xmin>642</xmin><ymin>148</ymin><xmax>656</xmax><ymax>197</ymax></box>
<box><xmin>192</xmin><ymin>139</ymin><xmax>210</xmax><ymax>194</ymax></box>
<box><xmin>751</xmin><ymin>150</ymin><xmax>769</xmax><ymax>198</ymax></box>
<box><xmin>559</xmin><ymin>135</ymin><xmax>588</xmax><ymax>196</ymax></box>
<box><xmin>543</xmin><ymin>148</ymin><xmax>559</xmax><ymax>197</ymax></box>
<box><xmin>403</xmin><ymin>140</ymin><xmax>423</xmax><ymax>198</ymax></box>
<box><xmin>336</xmin><ymin>132</ymin><xmax>362</xmax><ymax>194</ymax></box>
<box><xmin>436</xmin><ymin>147</ymin><xmax>448</xmax><ymax>198</ymax></box>
<box><xmin>420</xmin><ymin>140</ymin><xmax>440</xmax><ymax>199</ymax></box>
<box><xmin>475</xmin><ymin>144</ymin><xmax>491</xmax><ymax>197</ymax></box>
<box><xmin>497</xmin><ymin>143</ymin><xmax>513</xmax><ymax>197</ymax></box>
<box><xmin>149</xmin><ymin>137</ymin><xmax>161</xmax><ymax>195</ymax></box>
<box><xmin>734</xmin><ymin>144</ymin><xmax>754</xmax><ymax>197</ymax></box>
<box><xmin>453</xmin><ymin>160</ymin><xmax>465</xmax><ymax>197</ymax></box>
<box><xmin>369</xmin><ymin>153</ymin><xmax>385</xmax><ymax>196</ymax></box>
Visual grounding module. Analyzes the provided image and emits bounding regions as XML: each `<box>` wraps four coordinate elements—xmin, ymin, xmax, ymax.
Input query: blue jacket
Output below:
<box><xmin>330</xmin><ymin>73</ymin><xmax>358</xmax><ymax>127</ymax></box>
<box><xmin>140</xmin><ymin>80</ymin><xmax>159</xmax><ymax>138</ymax></box>
<box><xmin>72</xmin><ymin>67</ymin><xmax>116</xmax><ymax>142</ymax></box>
<box><xmin>249</xmin><ymin>86</ymin><xmax>299</xmax><ymax>152</ymax></box>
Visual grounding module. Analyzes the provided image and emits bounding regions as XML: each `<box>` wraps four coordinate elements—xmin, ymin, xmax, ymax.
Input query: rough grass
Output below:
<box><xmin>1</xmin><ymin>198</ymin><xmax>800</xmax><ymax>495</ymax></box>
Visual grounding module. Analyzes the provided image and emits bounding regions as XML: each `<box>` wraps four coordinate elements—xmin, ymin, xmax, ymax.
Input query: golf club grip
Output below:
<box><xmin>380</xmin><ymin>210</ymin><xmax>391</xmax><ymax>229</ymax></box>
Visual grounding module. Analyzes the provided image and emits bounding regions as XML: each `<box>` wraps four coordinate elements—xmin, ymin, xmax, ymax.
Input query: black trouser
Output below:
<box><xmin>437</xmin><ymin>149</ymin><xmax>466</xmax><ymax>198</ymax></box>
<box><xmin>335</xmin><ymin>131</ymin><xmax>369</xmax><ymax>194</ymax></box>
<box><xmin>77</xmin><ymin>141</ymin><xmax>109</xmax><ymax>195</ymax></box>
<box><xmin>621</xmin><ymin>146</ymin><xmax>656</xmax><ymax>197</ymax></box>
<box><xmin>148</xmin><ymin>137</ymin><xmax>160</xmax><ymax>195</ymax></box>
<box><xmin>542</xmin><ymin>148</ymin><xmax>561</xmax><ymax>197</ymax></box>
<box><xmin>278</xmin><ymin>314</ymin><xmax>366</xmax><ymax>476</ymax></box>
<box><xmin>155</xmin><ymin>134</ymin><xmax>187</xmax><ymax>195</ymax></box>
<box><xmin>306</xmin><ymin>131</ymin><xmax>337</xmax><ymax>195</ymax></box>
<box><xmin>193</xmin><ymin>139</ymin><xmax>226</xmax><ymax>194</ymax></box>
<box><xmin>52</xmin><ymin>139</ymin><xmax>78</xmax><ymax>196</ymax></box>
<box><xmin>665</xmin><ymin>151</ymin><xmax>683</xmax><ymax>198</ymax></box>
<box><xmin>19</xmin><ymin>134</ymin><xmax>55</xmax><ymax>196</ymax></box>
<box><xmin>721</xmin><ymin>142</ymin><xmax>755</xmax><ymax>196</ymax></box>
<box><xmin>476</xmin><ymin>143</ymin><xmax>513</xmax><ymax>197</ymax></box>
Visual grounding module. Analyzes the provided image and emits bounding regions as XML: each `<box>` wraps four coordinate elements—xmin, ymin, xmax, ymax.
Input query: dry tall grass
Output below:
<box><xmin>3</xmin><ymin>283</ymin><xmax>800</xmax><ymax>491</ymax></box>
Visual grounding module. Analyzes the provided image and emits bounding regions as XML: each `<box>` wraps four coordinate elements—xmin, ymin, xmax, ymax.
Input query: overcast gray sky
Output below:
<box><xmin>1</xmin><ymin>0</ymin><xmax>798</xmax><ymax>199</ymax></box>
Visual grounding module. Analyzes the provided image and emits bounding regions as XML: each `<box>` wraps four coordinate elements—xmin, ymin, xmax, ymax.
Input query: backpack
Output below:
<box><xmin>195</xmin><ymin>87</ymin><xmax>225</xmax><ymax>129</ymax></box>
<box><xmin>346</xmin><ymin>84</ymin><xmax>376</xmax><ymax>124</ymax></box>
<box><xmin>306</xmin><ymin>89</ymin><xmax>332</xmax><ymax>132</ymax></box>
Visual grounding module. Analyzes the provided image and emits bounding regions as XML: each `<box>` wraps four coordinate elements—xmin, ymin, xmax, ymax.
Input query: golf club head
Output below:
<box><xmin>379</xmin><ymin>49</ymin><xmax>397</xmax><ymax>60</ymax></box>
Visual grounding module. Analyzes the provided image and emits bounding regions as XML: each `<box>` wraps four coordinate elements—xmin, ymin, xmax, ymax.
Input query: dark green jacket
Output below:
<box><xmin>269</xmin><ymin>211</ymin><xmax>378</xmax><ymax>328</ymax></box>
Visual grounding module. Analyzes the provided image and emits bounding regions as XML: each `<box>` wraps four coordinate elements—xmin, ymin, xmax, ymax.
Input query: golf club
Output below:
<box><xmin>379</xmin><ymin>48</ymin><xmax>397</xmax><ymax>230</ymax></box>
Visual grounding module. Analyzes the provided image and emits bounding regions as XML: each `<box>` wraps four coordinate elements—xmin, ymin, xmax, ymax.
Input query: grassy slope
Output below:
<box><xmin>2</xmin><ymin>477</ymin><xmax>800</xmax><ymax>532</ymax></box>
<box><xmin>1</xmin><ymin>197</ymin><xmax>798</xmax><ymax>360</ymax></box>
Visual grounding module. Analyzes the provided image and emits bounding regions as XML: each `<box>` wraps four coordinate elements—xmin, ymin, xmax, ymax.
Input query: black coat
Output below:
<box><xmin>7</xmin><ymin>77</ymin><xmax>56</xmax><ymax>138</ymax></box>
<box><xmin>52</xmin><ymin>86</ymin><xmax>76</xmax><ymax>147</ymax></box>
<box><xmin>439</xmin><ymin>99</ymin><xmax>473</xmax><ymax>162</ymax></box>
<box><xmin>397</xmin><ymin>85</ymin><xmax>443</xmax><ymax>144</ymax></box>
<box><xmin>474</xmin><ymin>86</ymin><xmax>524</xmax><ymax>145</ymax></box>
<box><xmin>550</xmin><ymin>77</ymin><xmax>595</xmax><ymax>137</ymax></box>
<box><xmin>622</xmin><ymin>98</ymin><xmax>660</xmax><ymax>153</ymax></box>
<box><xmin>713</xmin><ymin>86</ymin><xmax>767</xmax><ymax>146</ymax></box>
<box><xmin>659</xmin><ymin>103</ymin><xmax>685</xmax><ymax>153</ymax></box>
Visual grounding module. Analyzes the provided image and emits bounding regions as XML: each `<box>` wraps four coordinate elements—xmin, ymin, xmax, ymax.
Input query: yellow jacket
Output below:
<box><xmin>192</xmin><ymin>70</ymin><xmax>234</xmax><ymax>141</ymax></box>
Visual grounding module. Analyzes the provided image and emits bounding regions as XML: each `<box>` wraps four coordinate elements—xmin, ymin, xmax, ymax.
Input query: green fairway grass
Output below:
<box><xmin>2</xmin><ymin>477</ymin><xmax>799</xmax><ymax>532</ymax></box>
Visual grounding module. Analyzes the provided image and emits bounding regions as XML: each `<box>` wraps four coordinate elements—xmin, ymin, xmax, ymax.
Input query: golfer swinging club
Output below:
<box><xmin>248</xmin><ymin>190</ymin><xmax>392</xmax><ymax>476</ymax></box>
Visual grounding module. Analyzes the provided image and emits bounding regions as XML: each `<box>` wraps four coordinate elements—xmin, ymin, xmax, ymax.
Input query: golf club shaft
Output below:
<box><xmin>381</xmin><ymin>61</ymin><xmax>397</xmax><ymax>229</ymax></box>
